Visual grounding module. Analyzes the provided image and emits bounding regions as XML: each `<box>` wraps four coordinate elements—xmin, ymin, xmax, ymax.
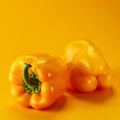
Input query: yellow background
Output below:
<box><xmin>0</xmin><ymin>0</ymin><xmax>120</xmax><ymax>120</ymax></box>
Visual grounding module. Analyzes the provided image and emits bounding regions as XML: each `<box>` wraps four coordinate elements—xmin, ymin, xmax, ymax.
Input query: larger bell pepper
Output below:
<box><xmin>63</xmin><ymin>40</ymin><xmax>112</xmax><ymax>92</ymax></box>
<box><xmin>9</xmin><ymin>53</ymin><xmax>67</xmax><ymax>109</ymax></box>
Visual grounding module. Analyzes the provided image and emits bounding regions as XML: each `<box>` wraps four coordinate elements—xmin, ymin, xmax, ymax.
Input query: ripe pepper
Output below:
<box><xmin>9</xmin><ymin>53</ymin><xmax>67</xmax><ymax>109</ymax></box>
<box><xmin>63</xmin><ymin>40</ymin><xmax>112</xmax><ymax>92</ymax></box>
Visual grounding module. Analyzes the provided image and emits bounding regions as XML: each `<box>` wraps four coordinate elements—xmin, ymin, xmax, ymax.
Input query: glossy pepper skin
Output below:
<box><xmin>63</xmin><ymin>40</ymin><xmax>112</xmax><ymax>92</ymax></box>
<box><xmin>9</xmin><ymin>53</ymin><xmax>67</xmax><ymax>109</ymax></box>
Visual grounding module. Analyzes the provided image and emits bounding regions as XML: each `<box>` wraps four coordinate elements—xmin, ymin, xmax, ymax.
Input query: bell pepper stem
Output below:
<box><xmin>22</xmin><ymin>63</ymin><xmax>41</xmax><ymax>94</ymax></box>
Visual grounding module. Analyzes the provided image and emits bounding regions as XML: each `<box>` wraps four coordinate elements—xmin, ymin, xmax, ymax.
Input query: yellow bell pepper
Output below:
<box><xmin>9</xmin><ymin>53</ymin><xmax>67</xmax><ymax>109</ymax></box>
<box><xmin>63</xmin><ymin>40</ymin><xmax>112</xmax><ymax>92</ymax></box>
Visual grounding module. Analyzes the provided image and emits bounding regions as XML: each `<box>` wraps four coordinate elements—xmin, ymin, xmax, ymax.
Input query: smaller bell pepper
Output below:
<box><xmin>63</xmin><ymin>40</ymin><xmax>112</xmax><ymax>92</ymax></box>
<box><xmin>9</xmin><ymin>53</ymin><xmax>67</xmax><ymax>109</ymax></box>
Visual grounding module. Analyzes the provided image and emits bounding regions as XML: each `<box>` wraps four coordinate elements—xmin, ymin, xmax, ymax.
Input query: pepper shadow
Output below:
<box><xmin>67</xmin><ymin>87</ymin><xmax>115</xmax><ymax>104</ymax></box>
<box><xmin>45</xmin><ymin>95</ymin><xmax>67</xmax><ymax>112</ymax></box>
<box><xmin>4</xmin><ymin>95</ymin><xmax>67</xmax><ymax>120</ymax></box>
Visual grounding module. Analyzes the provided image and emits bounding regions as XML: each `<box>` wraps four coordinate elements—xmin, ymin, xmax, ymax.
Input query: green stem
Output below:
<box><xmin>22</xmin><ymin>63</ymin><xmax>41</xmax><ymax>94</ymax></box>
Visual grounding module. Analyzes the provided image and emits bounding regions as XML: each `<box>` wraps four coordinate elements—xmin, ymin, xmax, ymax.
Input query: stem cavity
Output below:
<box><xmin>22</xmin><ymin>63</ymin><xmax>42</xmax><ymax>94</ymax></box>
